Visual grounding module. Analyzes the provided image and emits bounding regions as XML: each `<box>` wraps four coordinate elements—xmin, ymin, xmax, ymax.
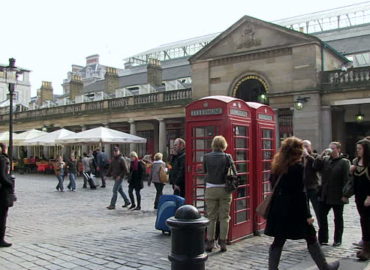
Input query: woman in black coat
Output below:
<box><xmin>128</xmin><ymin>151</ymin><xmax>144</xmax><ymax>210</ymax></box>
<box><xmin>265</xmin><ymin>137</ymin><xmax>339</xmax><ymax>270</ymax></box>
<box><xmin>0</xmin><ymin>143</ymin><xmax>14</xmax><ymax>247</ymax></box>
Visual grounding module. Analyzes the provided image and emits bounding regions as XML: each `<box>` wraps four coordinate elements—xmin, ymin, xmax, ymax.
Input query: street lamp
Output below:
<box><xmin>1</xmin><ymin>58</ymin><xmax>21</xmax><ymax>172</ymax></box>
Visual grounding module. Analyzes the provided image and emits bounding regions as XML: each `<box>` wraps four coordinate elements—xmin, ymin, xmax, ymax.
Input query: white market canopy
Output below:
<box><xmin>24</xmin><ymin>128</ymin><xmax>76</xmax><ymax>146</ymax></box>
<box><xmin>13</xmin><ymin>129</ymin><xmax>48</xmax><ymax>146</ymax></box>
<box><xmin>0</xmin><ymin>131</ymin><xmax>12</xmax><ymax>143</ymax></box>
<box><xmin>55</xmin><ymin>127</ymin><xmax>147</xmax><ymax>145</ymax></box>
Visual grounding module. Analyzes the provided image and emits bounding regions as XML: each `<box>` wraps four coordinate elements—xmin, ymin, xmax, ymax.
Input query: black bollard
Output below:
<box><xmin>166</xmin><ymin>204</ymin><xmax>209</xmax><ymax>270</ymax></box>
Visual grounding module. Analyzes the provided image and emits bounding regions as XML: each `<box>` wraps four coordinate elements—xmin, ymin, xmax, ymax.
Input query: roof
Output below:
<box><xmin>326</xmin><ymin>35</ymin><xmax>370</xmax><ymax>55</ymax></box>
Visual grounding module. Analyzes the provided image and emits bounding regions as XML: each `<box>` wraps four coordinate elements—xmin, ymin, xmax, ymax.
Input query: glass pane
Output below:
<box><xmin>205</xmin><ymin>126</ymin><xmax>216</xmax><ymax>137</ymax></box>
<box><xmin>236</xmin><ymin>199</ymin><xmax>246</xmax><ymax>211</ymax></box>
<box><xmin>196</xmin><ymin>187</ymin><xmax>205</xmax><ymax>197</ymax></box>
<box><xmin>264</xmin><ymin>182</ymin><xmax>271</xmax><ymax>193</ymax></box>
<box><xmin>234</xmin><ymin>126</ymin><xmax>247</xmax><ymax>136</ymax></box>
<box><xmin>239</xmin><ymin>174</ymin><xmax>248</xmax><ymax>185</ymax></box>
<box><xmin>263</xmin><ymin>129</ymin><xmax>273</xmax><ymax>138</ymax></box>
<box><xmin>195</xmin><ymin>139</ymin><xmax>212</xmax><ymax>150</ymax></box>
<box><xmin>263</xmin><ymin>140</ymin><xmax>272</xmax><ymax>149</ymax></box>
<box><xmin>263</xmin><ymin>172</ymin><xmax>270</xmax><ymax>182</ymax></box>
<box><xmin>195</xmin><ymin>200</ymin><xmax>204</xmax><ymax>208</ymax></box>
<box><xmin>196</xmin><ymin>175</ymin><xmax>205</xmax><ymax>185</ymax></box>
<box><xmin>236</xmin><ymin>211</ymin><xmax>248</xmax><ymax>223</ymax></box>
<box><xmin>237</xmin><ymin>187</ymin><xmax>247</xmax><ymax>198</ymax></box>
<box><xmin>236</xmin><ymin>150</ymin><xmax>247</xmax><ymax>161</ymax></box>
<box><xmin>263</xmin><ymin>162</ymin><xmax>271</xmax><ymax>170</ymax></box>
<box><xmin>194</xmin><ymin>127</ymin><xmax>204</xmax><ymax>137</ymax></box>
<box><xmin>236</xmin><ymin>162</ymin><xmax>248</xmax><ymax>173</ymax></box>
<box><xmin>263</xmin><ymin>150</ymin><xmax>273</xmax><ymax>160</ymax></box>
<box><xmin>235</xmin><ymin>138</ymin><xmax>247</xmax><ymax>148</ymax></box>
<box><xmin>194</xmin><ymin>151</ymin><xmax>206</xmax><ymax>162</ymax></box>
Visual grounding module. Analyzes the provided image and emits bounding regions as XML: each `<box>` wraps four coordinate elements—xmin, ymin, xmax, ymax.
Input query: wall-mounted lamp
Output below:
<box><xmin>294</xmin><ymin>96</ymin><xmax>310</xmax><ymax>110</ymax></box>
<box><xmin>258</xmin><ymin>93</ymin><xmax>269</xmax><ymax>104</ymax></box>
<box><xmin>355</xmin><ymin>105</ymin><xmax>365</xmax><ymax>122</ymax></box>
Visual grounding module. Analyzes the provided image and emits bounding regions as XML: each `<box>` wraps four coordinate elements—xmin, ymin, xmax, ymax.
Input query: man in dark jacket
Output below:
<box><xmin>96</xmin><ymin>148</ymin><xmax>109</xmax><ymax>188</ymax></box>
<box><xmin>106</xmin><ymin>146</ymin><xmax>130</xmax><ymax>209</ymax></box>
<box><xmin>313</xmin><ymin>141</ymin><xmax>350</xmax><ymax>247</ymax></box>
<box><xmin>169</xmin><ymin>138</ymin><xmax>186</xmax><ymax>198</ymax></box>
<box><xmin>303</xmin><ymin>140</ymin><xmax>320</xmax><ymax>225</ymax></box>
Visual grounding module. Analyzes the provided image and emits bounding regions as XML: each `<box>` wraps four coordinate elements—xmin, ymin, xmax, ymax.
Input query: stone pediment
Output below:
<box><xmin>190</xmin><ymin>16</ymin><xmax>320</xmax><ymax>62</ymax></box>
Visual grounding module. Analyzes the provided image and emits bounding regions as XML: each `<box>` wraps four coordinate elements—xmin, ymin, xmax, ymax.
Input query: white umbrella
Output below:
<box><xmin>0</xmin><ymin>131</ymin><xmax>12</xmax><ymax>143</ymax></box>
<box><xmin>24</xmin><ymin>128</ymin><xmax>76</xmax><ymax>146</ymax></box>
<box><xmin>55</xmin><ymin>126</ymin><xmax>147</xmax><ymax>145</ymax></box>
<box><xmin>13</xmin><ymin>129</ymin><xmax>48</xmax><ymax>146</ymax></box>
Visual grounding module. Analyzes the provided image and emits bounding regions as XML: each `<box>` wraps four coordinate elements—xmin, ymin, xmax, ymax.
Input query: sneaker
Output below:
<box><xmin>319</xmin><ymin>242</ymin><xmax>329</xmax><ymax>246</ymax></box>
<box><xmin>0</xmin><ymin>241</ymin><xmax>12</xmax><ymax>248</ymax></box>
<box><xmin>333</xmin><ymin>242</ymin><xmax>342</xmax><ymax>247</ymax></box>
<box><xmin>133</xmin><ymin>206</ymin><xmax>141</xmax><ymax>210</ymax></box>
<box><xmin>101</xmin><ymin>185</ymin><xmax>106</xmax><ymax>188</ymax></box>
<box><xmin>129</xmin><ymin>204</ymin><xmax>136</xmax><ymax>210</ymax></box>
<box><xmin>122</xmin><ymin>202</ymin><xmax>131</xmax><ymax>208</ymax></box>
<box><xmin>106</xmin><ymin>205</ymin><xmax>115</xmax><ymax>210</ymax></box>
<box><xmin>219</xmin><ymin>240</ymin><xmax>227</xmax><ymax>252</ymax></box>
<box><xmin>205</xmin><ymin>240</ymin><xmax>214</xmax><ymax>252</ymax></box>
<box><xmin>82</xmin><ymin>185</ymin><xmax>87</xmax><ymax>189</ymax></box>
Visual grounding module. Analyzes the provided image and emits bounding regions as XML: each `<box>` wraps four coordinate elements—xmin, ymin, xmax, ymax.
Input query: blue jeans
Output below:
<box><xmin>110</xmin><ymin>177</ymin><xmax>129</xmax><ymax>206</ymax></box>
<box><xmin>68</xmin><ymin>173</ymin><xmax>77</xmax><ymax>190</ymax></box>
<box><xmin>56</xmin><ymin>174</ymin><xmax>64</xmax><ymax>191</ymax></box>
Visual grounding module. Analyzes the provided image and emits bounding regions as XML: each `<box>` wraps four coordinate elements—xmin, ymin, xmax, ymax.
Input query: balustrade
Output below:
<box><xmin>321</xmin><ymin>67</ymin><xmax>370</xmax><ymax>89</ymax></box>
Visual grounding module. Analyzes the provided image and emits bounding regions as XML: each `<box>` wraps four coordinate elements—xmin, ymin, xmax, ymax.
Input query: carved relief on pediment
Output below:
<box><xmin>237</xmin><ymin>22</ymin><xmax>261</xmax><ymax>50</ymax></box>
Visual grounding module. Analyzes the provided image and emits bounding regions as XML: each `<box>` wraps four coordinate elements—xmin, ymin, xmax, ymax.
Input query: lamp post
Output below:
<box><xmin>4</xmin><ymin>58</ymin><xmax>19</xmax><ymax>172</ymax></box>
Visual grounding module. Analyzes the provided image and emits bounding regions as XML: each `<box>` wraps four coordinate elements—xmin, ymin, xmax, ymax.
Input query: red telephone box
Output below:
<box><xmin>185</xmin><ymin>96</ymin><xmax>254</xmax><ymax>242</ymax></box>
<box><xmin>246</xmin><ymin>102</ymin><xmax>276</xmax><ymax>233</ymax></box>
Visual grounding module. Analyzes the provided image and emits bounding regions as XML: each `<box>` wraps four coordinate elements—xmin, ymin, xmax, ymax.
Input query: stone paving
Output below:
<box><xmin>0</xmin><ymin>173</ymin><xmax>369</xmax><ymax>270</ymax></box>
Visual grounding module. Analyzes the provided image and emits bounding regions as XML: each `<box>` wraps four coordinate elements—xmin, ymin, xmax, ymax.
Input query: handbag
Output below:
<box><xmin>5</xmin><ymin>191</ymin><xmax>17</xmax><ymax>208</ymax></box>
<box><xmin>255</xmin><ymin>174</ymin><xmax>282</xmax><ymax>219</ymax></box>
<box><xmin>224</xmin><ymin>154</ymin><xmax>239</xmax><ymax>193</ymax></box>
<box><xmin>159</xmin><ymin>166</ymin><xmax>168</xmax><ymax>184</ymax></box>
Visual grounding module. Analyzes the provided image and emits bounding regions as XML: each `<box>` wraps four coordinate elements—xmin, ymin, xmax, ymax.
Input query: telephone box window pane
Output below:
<box><xmin>234</xmin><ymin>126</ymin><xmax>247</xmax><ymax>136</ymax></box>
<box><xmin>236</xmin><ymin>162</ymin><xmax>248</xmax><ymax>173</ymax></box>
<box><xmin>239</xmin><ymin>174</ymin><xmax>248</xmax><ymax>185</ymax></box>
<box><xmin>263</xmin><ymin>129</ymin><xmax>273</xmax><ymax>138</ymax></box>
<box><xmin>263</xmin><ymin>140</ymin><xmax>272</xmax><ymax>149</ymax></box>
<box><xmin>195</xmin><ymin>163</ymin><xmax>204</xmax><ymax>173</ymax></box>
<box><xmin>236</xmin><ymin>150</ymin><xmax>247</xmax><ymax>161</ymax></box>
<box><xmin>195</xmin><ymin>139</ymin><xmax>212</xmax><ymax>150</ymax></box>
<box><xmin>194</xmin><ymin>127</ymin><xmax>205</xmax><ymax>137</ymax></box>
<box><xmin>264</xmin><ymin>182</ymin><xmax>271</xmax><ymax>193</ymax></box>
<box><xmin>263</xmin><ymin>162</ymin><xmax>271</xmax><ymax>170</ymax></box>
<box><xmin>196</xmin><ymin>175</ymin><xmax>205</xmax><ymax>185</ymax></box>
<box><xmin>235</xmin><ymin>138</ymin><xmax>247</xmax><ymax>148</ymax></box>
<box><xmin>194</xmin><ymin>151</ymin><xmax>206</xmax><ymax>162</ymax></box>
<box><xmin>236</xmin><ymin>211</ymin><xmax>248</xmax><ymax>223</ymax></box>
<box><xmin>236</xmin><ymin>199</ymin><xmax>247</xmax><ymax>211</ymax></box>
<box><xmin>263</xmin><ymin>150</ymin><xmax>273</xmax><ymax>160</ymax></box>
<box><xmin>205</xmin><ymin>126</ymin><xmax>216</xmax><ymax>137</ymax></box>
<box><xmin>263</xmin><ymin>172</ymin><xmax>270</xmax><ymax>181</ymax></box>
<box><xmin>237</xmin><ymin>187</ymin><xmax>247</xmax><ymax>198</ymax></box>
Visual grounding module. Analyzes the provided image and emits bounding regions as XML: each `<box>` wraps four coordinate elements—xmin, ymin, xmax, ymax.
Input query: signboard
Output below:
<box><xmin>190</xmin><ymin>108</ymin><xmax>223</xmax><ymax>116</ymax></box>
<box><xmin>258</xmin><ymin>114</ymin><xmax>273</xmax><ymax>121</ymax></box>
<box><xmin>230</xmin><ymin>109</ymin><xmax>248</xmax><ymax>117</ymax></box>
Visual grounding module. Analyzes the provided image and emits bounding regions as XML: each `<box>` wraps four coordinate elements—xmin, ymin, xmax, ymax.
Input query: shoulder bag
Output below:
<box><xmin>255</xmin><ymin>174</ymin><xmax>282</xmax><ymax>219</ymax></box>
<box><xmin>159</xmin><ymin>165</ymin><xmax>168</xmax><ymax>184</ymax></box>
<box><xmin>224</xmin><ymin>154</ymin><xmax>239</xmax><ymax>193</ymax></box>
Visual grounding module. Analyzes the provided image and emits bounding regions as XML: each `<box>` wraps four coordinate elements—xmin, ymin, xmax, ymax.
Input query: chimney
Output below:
<box><xmin>104</xmin><ymin>67</ymin><xmax>119</xmax><ymax>95</ymax></box>
<box><xmin>86</xmin><ymin>54</ymin><xmax>99</xmax><ymax>66</ymax></box>
<box><xmin>69</xmin><ymin>74</ymin><xmax>84</xmax><ymax>100</ymax></box>
<box><xmin>147</xmin><ymin>58</ymin><xmax>162</xmax><ymax>87</ymax></box>
<box><xmin>37</xmin><ymin>81</ymin><xmax>53</xmax><ymax>106</ymax></box>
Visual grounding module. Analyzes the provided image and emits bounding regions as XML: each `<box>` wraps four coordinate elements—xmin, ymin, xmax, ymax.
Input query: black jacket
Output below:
<box><xmin>129</xmin><ymin>160</ymin><xmax>145</xmax><ymax>190</ymax></box>
<box><xmin>0</xmin><ymin>154</ymin><xmax>14</xmax><ymax>207</ymax></box>
<box><xmin>313</xmin><ymin>155</ymin><xmax>350</xmax><ymax>205</ymax></box>
<box><xmin>303</xmin><ymin>153</ymin><xmax>320</xmax><ymax>190</ymax></box>
<box><xmin>107</xmin><ymin>155</ymin><xmax>128</xmax><ymax>179</ymax></box>
<box><xmin>169</xmin><ymin>150</ymin><xmax>185</xmax><ymax>188</ymax></box>
<box><xmin>265</xmin><ymin>163</ymin><xmax>313</xmax><ymax>240</ymax></box>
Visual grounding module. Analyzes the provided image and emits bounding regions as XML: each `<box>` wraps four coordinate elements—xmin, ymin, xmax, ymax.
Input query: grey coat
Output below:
<box><xmin>203</xmin><ymin>151</ymin><xmax>236</xmax><ymax>185</ymax></box>
<box><xmin>149</xmin><ymin>160</ymin><xmax>166</xmax><ymax>184</ymax></box>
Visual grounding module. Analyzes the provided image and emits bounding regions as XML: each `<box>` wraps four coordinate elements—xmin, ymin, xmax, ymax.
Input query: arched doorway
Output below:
<box><xmin>232</xmin><ymin>75</ymin><xmax>269</xmax><ymax>104</ymax></box>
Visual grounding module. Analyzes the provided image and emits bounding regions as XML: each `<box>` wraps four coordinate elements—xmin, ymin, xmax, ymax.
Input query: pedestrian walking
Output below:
<box><xmin>313</xmin><ymin>142</ymin><xmax>351</xmax><ymax>246</ymax></box>
<box><xmin>0</xmin><ymin>143</ymin><xmax>15</xmax><ymax>247</ymax></box>
<box><xmin>204</xmin><ymin>135</ymin><xmax>235</xmax><ymax>252</ymax></box>
<box><xmin>350</xmin><ymin>139</ymin><xmax>370</xmax><ymax>260</ymax></box>
<box><xmin>66</xmin><ymin>154</ymin><xmax>77</xmax><ymax>191</ymax></box>
<box><xmin>96</xmin><ymin>148</ymin><xmax>109</xmax><ymax>188</ymax></box>
<box><xmin>128</xmin><ymin>151</ymin><xmax>145</xmax><ymax>210</ymax></box>
<box><xmin>54</xmin><ymin>156</ymin><xmax>65</xmax><ymax>192</ymax></box>
<box><xmin>266</xmin><ymin>137</ymin><xmax>339</xmax><ymax>270</ymax></box>
<box><xmin>148</xmin><ymin>152</ymin><xmax>166</xmax><ymax>209</ymax></box>
<box><xmin>106</xmin><ymin>146</ymin><xmax>131</xmax><ymax>210</ymax></box>
<box><xmin>302</xmin><ymin>140</ymin><xmax>321</xmax><ymax>225</ymax></box>
<box><xmin>169</xmin><ymin>138</ymin><xmax>186</xmax><ymax>198</ymax></box>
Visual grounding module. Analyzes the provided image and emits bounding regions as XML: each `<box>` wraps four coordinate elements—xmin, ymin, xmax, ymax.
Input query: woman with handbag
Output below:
<box><xmin>203</xmin><ymin>135</ymin><xmax>236</xmax><ymax>252</ymax></box>
<box><xmin>265</xmin><ymin>137</ymin><xmax>339</xmax><ymax>270</ymax></box>
<box><xmin>0</xmin><ymin>143</ymin><xmax>15</xmax><ymax>247</ymax></box>
<box><xmin>350</xmin><ymin>139</ymin><xmax>370</xmax><ymax>261</ymax></box>
<box><xmin>148</xmin><ymin>152</ymin><xmax>166</xmax><ymax>209</ymax></box>
<box><xmin>128</xmin><ymin>151</ymin><xmax>145</xmax><ymax>210</ymax></box>
<box><xmin>54</xmin><ymin>156</ymin><xmax>65</xmax><ymax>192</ymax></box>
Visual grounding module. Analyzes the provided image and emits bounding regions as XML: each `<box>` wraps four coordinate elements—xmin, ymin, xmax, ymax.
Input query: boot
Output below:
<box><xmin>129</xmin><ymin>204</ymin><xmax>136</xmax><ymax>210</ymax></box>
<box><xmin>0</xmin><ymin>227</ymin><xmax>12</xmax><ymax>248</ymax></box>
<box><xmin>205</xmin><ymin>240</ymin><xmax>214</xmax><ymax>252</ymax></box>
<box><xmin>308</xmin><ymin>242</ymin><xmax>340</xmax><ymax>270</ymax></box>
<box><xmin>357</xmin><ymin>241</ymin><xmax>370</xmax><ymax>261</ymax></box>
<box><xmin>219</xmin><ymin>239</ymin><xmax>227</xmax><ymax>252</ymax></box>
<box><xmin>269</xmin><ymin>245</ymin><xmax>283</xmax><ymax>270</ymax></box>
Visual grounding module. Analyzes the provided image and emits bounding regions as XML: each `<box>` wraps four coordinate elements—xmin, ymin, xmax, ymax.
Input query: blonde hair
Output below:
<box><xmin>130</xmin><ymin>151</ymin><xmax>138</xmax><ymax>158</ymax></box>
<box><xmin>211</xmin><ymin>135</ymin><xmax>228</xmax><ymax>151</ymax></box>
<box><xmin>154</xmin><ymin>152</ymin><xmax>163</xmax><ymax>161</ymax></box>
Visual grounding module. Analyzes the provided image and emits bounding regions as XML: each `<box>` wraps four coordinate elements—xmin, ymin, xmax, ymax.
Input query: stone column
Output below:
<box><xmin>331</xmin><ymin>107</ymin><xmax>346</xmax><ymax>152</ymax></box>
<box><xmin>158</xmin><ymin>118</ymin><xmax>166</xmax><ymax>155</ymax></box>
<box><xmin>320</xmin><ymin>106</ymin><xmax>332</xmax><ymax>151</ymax></box>
<box><xmin>103</xmin><ymin>123</ymin><xmax>110</xmax><ymax>158</ymax></box>
<box><xmin>129</xmin><ymin>119</ymin><xmax>136</xmax><ymax>153</ymax></box>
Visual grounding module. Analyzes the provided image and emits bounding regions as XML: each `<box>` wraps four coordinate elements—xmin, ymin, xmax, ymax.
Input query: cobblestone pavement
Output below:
<box><xmin>0</xmin><ymin>173</ymin><xmax>369</xmax><ymax>270</ymax></box>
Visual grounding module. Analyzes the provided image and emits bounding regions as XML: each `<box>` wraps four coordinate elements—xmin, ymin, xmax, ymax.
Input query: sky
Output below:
<box><xmin>0</xmin><ymin>0</ymin><xmax>366</xmax><ymax>96</ymax></box>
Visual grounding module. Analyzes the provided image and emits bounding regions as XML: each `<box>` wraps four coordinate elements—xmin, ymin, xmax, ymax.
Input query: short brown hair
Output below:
<box><xmin>211</xmin><ymin>136</ymin><xmax>228</xmax><ymax>151</ymax></box>
<box><xmin>330</xmin><ymin>141</ymin><xmax>341</xmax><ymax>150</ymax></box>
